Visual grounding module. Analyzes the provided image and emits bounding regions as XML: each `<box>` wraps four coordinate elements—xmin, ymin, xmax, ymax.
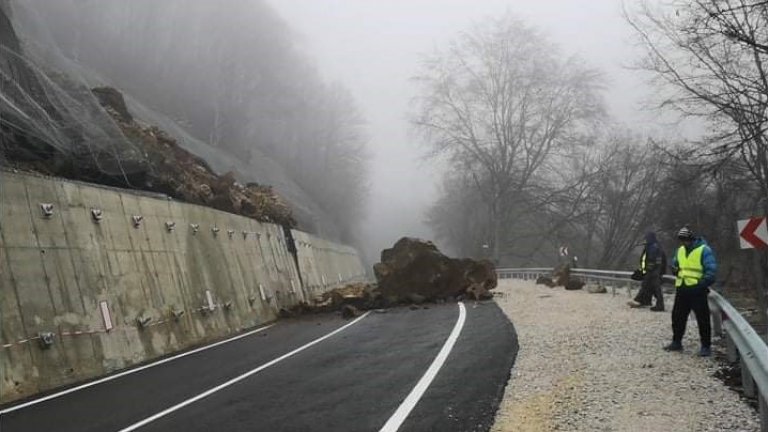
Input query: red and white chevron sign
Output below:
<box><xmin>738</xmin><ymin>217</ymin><xmax>768</xmax><ymax>249</ymax></box>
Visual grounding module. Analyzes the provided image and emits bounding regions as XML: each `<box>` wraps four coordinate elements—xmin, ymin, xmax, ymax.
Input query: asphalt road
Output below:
<box><xmin>0</xmin><ymin>301</ymin><xmax>518</xmax><ymax>432</ymax></box>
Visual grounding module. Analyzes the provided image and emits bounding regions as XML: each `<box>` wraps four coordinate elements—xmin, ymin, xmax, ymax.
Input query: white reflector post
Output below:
<box><xmin>100</xmin><ymin>301</ymin><xmax>113</xmax><ymax>331</ymax></box>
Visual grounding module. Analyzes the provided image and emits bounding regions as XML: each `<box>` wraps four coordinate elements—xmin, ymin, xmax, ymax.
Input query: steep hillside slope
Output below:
<box><xmin>1</xmin><ymin>0</ymin><xmax>350</xmax><ymax>238</ymax></box>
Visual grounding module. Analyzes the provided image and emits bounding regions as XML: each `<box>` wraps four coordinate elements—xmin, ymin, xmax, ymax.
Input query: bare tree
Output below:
<box><xmin>627</xmin><ymin>0</ymin><xmax>768</xmax><ymax>328</ymax></box>
<box><xmin>586</xmin><ymin>134</ymin><xmax>666</xmax><ymax>268</ymax></box>
<box><xmin>507</xmin><ymin>131</ymin><xmax>666</xmax><ymax>269</ymax></box>
<box><xmin>626</xmin><ymin>0</ymin><xmax>768</xmax><ymax>204</ymax></box>
<box><xmin>412</xmin><ymin>13</ymin><xmax>603</xmax><ymax>263</ymax></box>
<box><xmin>427</xmin><ymin>173</ymin><xmax>490</xmax><ymax>257</ymax></box>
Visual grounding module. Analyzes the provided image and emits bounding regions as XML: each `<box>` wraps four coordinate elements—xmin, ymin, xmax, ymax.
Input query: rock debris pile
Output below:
<box><xmin>374</xmin><ymin>237</ymin><xmax>497</xmax><ymax>302</ymax></box>
<box><xmin>7</xmin><ymin>86</ymin><xmax>296</xmax><ymax>227</ymax></box>
<box><xmin>94</xmin><ymin>87</ymin><xmax>296</xmax><ymax>227</ymax></box>
<box><xmin>283</xmin><ymin>237</ymin><xmax>498</xmax><ymax>318</ymax></box>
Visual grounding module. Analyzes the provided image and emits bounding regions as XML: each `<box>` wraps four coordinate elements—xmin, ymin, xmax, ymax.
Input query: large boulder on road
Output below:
<box><xmin>373</xmin><ymin>237</ymin><xmax>497</xmax><ymax>302</ymax></box>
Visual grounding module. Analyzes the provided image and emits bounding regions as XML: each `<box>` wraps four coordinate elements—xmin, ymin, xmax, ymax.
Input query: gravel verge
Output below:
<box><xmin>491</xmin><ymin>279</ymin><xmax>760</xmax><ymax>432</ymax></box>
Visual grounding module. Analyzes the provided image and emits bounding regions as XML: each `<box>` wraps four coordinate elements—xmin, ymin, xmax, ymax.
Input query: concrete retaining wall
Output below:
<box><xmin>0</xmin><ymin>171</ymin><xmax>367</xmax><ymax>404</ymax></box>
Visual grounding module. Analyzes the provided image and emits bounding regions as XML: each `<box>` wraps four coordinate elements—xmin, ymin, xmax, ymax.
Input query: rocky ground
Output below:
<box><xmin>491</xmin><ymin>279</ymin><xmax>760</xmax><ymax>432</ymax></box>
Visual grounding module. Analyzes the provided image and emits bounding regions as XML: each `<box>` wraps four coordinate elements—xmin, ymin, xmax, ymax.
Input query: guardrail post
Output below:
<box><xmin>726</xmin><ymin>333</ymin><xmax>739</xmax><ymax>363</ymax></box>
<box><xmin>760</xmin><ymin>393</ymin><xmax>768</xmax><ymax>432</ymax></box>
<box><xmin>712</xmin><ymin>305</ymin><xmax>723</xmax><ymax>338</ymax></box>
<box><xmin>741</xmin><ymin>357</ymin><xmax>756</xmax><ymax>398</ymax></box>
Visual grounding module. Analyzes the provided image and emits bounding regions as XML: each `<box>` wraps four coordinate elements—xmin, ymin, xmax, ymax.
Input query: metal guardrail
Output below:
<box><xmin>496</xmin><ymin>267</ymin><xmax>646</xmax><ymax>296</ymax></box>
<box><xmin>497</xmin><ymin>267</ymin><xmax>768</xmax><ymax>430</ymax></box>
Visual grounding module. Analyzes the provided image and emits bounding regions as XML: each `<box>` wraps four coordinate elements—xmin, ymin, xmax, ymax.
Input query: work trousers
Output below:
<box><xmin>671</xmin><ymin>285</ymin><xmax>711</xmax><ymax>348</ymax></box>
<box><xmin>634</xmin><ymin>271</ymin><xmax>663</xmax><ymax>307</ymax></box>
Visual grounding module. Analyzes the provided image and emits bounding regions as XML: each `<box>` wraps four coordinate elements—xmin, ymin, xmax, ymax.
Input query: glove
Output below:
<box><xmin>630</xmin><ymin>269</ymin><xmax>644</xmax><ymax>281</ymax></box>
<box><xmin>695</xmin><ymin>282</ymin><xmax>711</xmax><ymax>294</ymax></box>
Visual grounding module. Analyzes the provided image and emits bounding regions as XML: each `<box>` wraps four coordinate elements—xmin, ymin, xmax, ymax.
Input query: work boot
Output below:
<box><xmin>650</xmin><ymin>304</ymin><xmax>665</xmax><ymax>312</ymax></box>
<box><xmin>698</xmin><ymin>346</ymin><xmax>712</xmax><ymax>357</ymax></box>
<box><xmin>627</xmin><ymin>300</ymin><xmax>644</xmax><ymax>308</ymax></box>
<box><xmin>663</xmin><ymin>341</ymin><xmax>683</xmax><ymax>352</ymax></box>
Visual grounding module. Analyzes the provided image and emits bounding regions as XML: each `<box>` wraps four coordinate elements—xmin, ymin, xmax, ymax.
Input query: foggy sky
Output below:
<box><xmin>267</xmin><ymin>0</ymin><xmax>672</xmax><ymax>260</ymax></box>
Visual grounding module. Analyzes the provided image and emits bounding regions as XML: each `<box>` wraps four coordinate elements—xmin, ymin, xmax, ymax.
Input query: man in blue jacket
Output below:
<box><xmin>664</xmin><ymin>226</ymin><xmax>718</xmax><ymax>356</ymax></box>
<box><xmin>628</xmin><ymin>231</ymin><xmax>666</xmax><ymax>311</ymax></box>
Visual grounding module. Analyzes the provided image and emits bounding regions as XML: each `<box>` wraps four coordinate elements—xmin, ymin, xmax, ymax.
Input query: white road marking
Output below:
<box><xmin>379</xmin><ymin>302</ymin><xmax>467</xmax><ymax>432</ymax></box>
<box><xmin>116</xmin><ymin>311</ymin><xmax>371</xmax><ymax>432</ymax></box>
<box><xmin>0</xmin><ymin>324</ymin><xmax>274</xmax><ymax>414</ymax></box>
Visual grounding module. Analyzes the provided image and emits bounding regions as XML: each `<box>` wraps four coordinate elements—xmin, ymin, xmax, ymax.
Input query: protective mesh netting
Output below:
<box><xmin>0</xmin><ymin>0</ymin><xmax>341</xmax><ymax>237</ymax></box>
<box><xmin>0</xmin><ymin>44</ymin><xmax>149</xmax><ymax>179</ymax></box>
<box><xmin>0</xmin><ymin>1</ymin><xmax>149</xmax><ymax>185</ymax></box>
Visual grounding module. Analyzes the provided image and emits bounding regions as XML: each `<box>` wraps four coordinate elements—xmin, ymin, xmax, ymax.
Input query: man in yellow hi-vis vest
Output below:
<box><xmin>664</xmin><ymin>226</ymin><xmax>718</xmax><ymax>357</ymax></box>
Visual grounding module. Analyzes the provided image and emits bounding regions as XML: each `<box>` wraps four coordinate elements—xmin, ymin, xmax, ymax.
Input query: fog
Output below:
<box><xmin>5</xmin><ymin>0</ymin><xmax>690</xmax><ymax>263</ymax></box>
<box><xmin>268</xmin><ymin>0</ymin><xmax>670</xmax><ymax>260</ymax></box>
<box><xmin>9</xmin><ymin>0</ymin><xmax>370</xmax><ymax>245</ymax></box>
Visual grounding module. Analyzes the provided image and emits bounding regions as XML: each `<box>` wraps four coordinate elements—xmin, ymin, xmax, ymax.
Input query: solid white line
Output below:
<box><xmin>0</xmin><ymin>324</ymin><xmax>274</xmax><ymax>414</ymax></box>
<box><xmin>116</xmin><ymin>311</ymin><xmax>370</xmax><ymax>432</ymax></box>
<box><xmin>379</xmin><ymin>302</ymin><xmax>466</xmax><ymax>432</ymax></box>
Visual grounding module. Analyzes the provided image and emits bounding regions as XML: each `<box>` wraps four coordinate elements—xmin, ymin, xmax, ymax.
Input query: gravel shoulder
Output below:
<box><xmin>491</xmin><ymin>279</ymin><xmax>760</xmax><ymax>432</ymax></box>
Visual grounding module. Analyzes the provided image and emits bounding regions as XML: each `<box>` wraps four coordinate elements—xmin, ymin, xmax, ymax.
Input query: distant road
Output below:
<box><xmin>0</xmin><ymin>301</ymin><xmax>518</xmax><ymax>432</ymax></box>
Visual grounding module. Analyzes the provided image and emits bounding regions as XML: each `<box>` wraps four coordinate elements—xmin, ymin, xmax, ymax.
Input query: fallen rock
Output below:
<box><xmin>536</xmin><ymin>276</ymin><xmax>555</xmax><ymax>287</ymax></box>
<box><xmin>277</xmin><ymin>283</ymin><xmax>377</xmax><ymax>318</ymax></box>
<box><xmin>373</xmin><ymin>237</ymin><xmax>497</xmax><ymax>302</ymax></box>
<box><xmin>564</xmin><ymin>278</ymin><xmax>585</xmax><ymax>291</ymax></box>
<box><xmin>305</xmin><ymin>282</ymin><xmax>381</xmax><ymax>313</ymax></box>
<box><xmin>92</xmin><ymin>86</ymin><xmax>133</xmax><ymax>123</ymax></box>
<box><xmin>587</xmin><ymin>284</ymin><xmax>607</xmax><ymax>294</ymax></box>
<box><xmin>340</xmin><ymin>304</ymin><xmax>361</xmax><ymax>319</ymax></box>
